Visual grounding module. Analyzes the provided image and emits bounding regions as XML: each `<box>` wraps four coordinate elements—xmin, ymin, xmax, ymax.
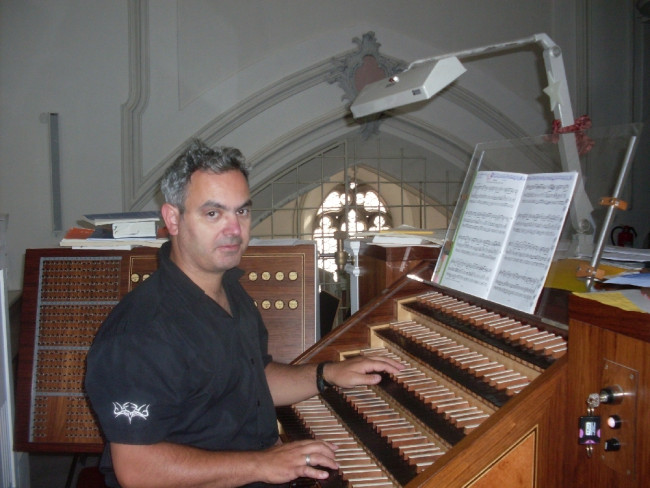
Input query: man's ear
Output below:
<box><xmin>161</xmin><ymin>203</ymin><xmax>181</xmax><ymax>236</ymax></box>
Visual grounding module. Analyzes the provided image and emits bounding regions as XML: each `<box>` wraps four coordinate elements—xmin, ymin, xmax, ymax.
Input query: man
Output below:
<box><xmin>85</xmin><ymin>139</ymin><xmax>403</xmax><ymax>488</ymax></box>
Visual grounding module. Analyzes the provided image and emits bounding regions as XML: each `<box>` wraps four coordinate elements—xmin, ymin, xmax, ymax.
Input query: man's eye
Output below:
<box><xmin>238</xmin><ymin>208</ymin><xmax>251</xmax><ymax>216</ymax></box>
<box><xmin>207</xmin><ymin>210</ymin><xmax>219</xmax><ymax>218</ymax></box>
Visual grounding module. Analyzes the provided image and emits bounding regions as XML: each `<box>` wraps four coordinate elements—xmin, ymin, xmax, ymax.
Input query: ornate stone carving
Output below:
<box><xmin>328</xmin><ymin>32</ymin><xmax>406</xmax><ymax>137</ymax></box>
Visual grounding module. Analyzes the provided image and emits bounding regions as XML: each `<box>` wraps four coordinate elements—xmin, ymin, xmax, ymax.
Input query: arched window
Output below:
<box><xmin>313</xmin><ymin>181</ymin><xmax>392</xmax><ymax>278</ymax></box>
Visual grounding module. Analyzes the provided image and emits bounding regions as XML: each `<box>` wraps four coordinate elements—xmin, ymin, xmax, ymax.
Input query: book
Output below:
<box><xmin>60</xmin><ymin>226</ymin><xmax>168</xmax><ymax>249</ymax></box>
<box><xmin>59</xmin><ymin>227</ymin><xmax>94</xmax><ymax>244</ymax></box>
<box><xmin>111</xmin><ymin>219</ymin><xmax>158</xmax><ymax>238</ymax></box>
<box><xmin>436</xmin><ymin>170</ymin><xmax>578</xmax><ymax>314</ymax></box>
<box><xmin>593</xmin><ymin>245</ymin><xmax>650</xmax><ymax>264</ymax></box>
<box><xmin>83</xmin><ymin>211</ymin><xmax>161</xmax><ymax>239</ymax></box>
<box><xmin>83</xmin><ymin>211</ymin><xmax>161</xmax><ymax>226</ymax></box>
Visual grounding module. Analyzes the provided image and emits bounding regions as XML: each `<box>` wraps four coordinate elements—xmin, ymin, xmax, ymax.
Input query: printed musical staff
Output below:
<box><xmin>438</xmin><ymin>171</ymin><xmax>578</xmax><ymax>314</ymax></box>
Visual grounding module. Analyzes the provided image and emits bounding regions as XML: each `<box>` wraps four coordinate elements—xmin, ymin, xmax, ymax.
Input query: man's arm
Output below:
<box><xmin>111</xmin><ymin>438</ymin><xmax>338</xmax><ymax>488</ymax></box>
<box><xmin>265</xmin><ymin>355</ymin><xmax>404</xmax><ymax>406</ymax></box>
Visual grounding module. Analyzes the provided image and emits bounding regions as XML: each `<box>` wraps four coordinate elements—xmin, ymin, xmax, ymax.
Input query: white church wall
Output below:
<box><xmin>1</xmin><ymin>0</ymin><xmax>644</xmax><ymax>292</ymax></box>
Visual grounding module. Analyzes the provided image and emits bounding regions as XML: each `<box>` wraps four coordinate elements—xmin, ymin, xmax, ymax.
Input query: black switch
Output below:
<box><xmin>604</xmin><ymin>438</ymin><xmax>621</xmax><ymax>452</ymax></box>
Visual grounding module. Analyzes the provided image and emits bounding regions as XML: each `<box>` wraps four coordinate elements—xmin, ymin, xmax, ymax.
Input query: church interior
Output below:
<box><xmin>1</xmin><ymin>1</ymin><xmax>650</xmax><ymax>487</ymax></box>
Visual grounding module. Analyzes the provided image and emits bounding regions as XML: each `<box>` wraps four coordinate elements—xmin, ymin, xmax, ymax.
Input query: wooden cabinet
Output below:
<box><xmin>357</xmin><ymin>244</ymin><xmax>439</xmax><ymax>308</ymax></box>
<box><xmin>14</xmin><ymin>244</ymin><xmax>317</xmax><ymax>453</ymax></box>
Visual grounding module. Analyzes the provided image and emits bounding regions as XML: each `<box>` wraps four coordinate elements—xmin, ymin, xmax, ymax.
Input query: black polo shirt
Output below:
<box><xmin>85</xmin><ymin>242</ymin><xmax>279</xmax><ymax>485</ymax></box>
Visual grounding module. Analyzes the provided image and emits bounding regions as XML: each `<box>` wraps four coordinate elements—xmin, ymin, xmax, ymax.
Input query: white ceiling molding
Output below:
<box><xmin>444</xmin><ymin>84</ymin><xmax>529</xmax><ymax>142</ymax></box>
<box><xmin>248</xmin><ymin>110</ymin><xmax>473</xmax><ymax>190</ymax></box>
<box><xmin>120</xmin><ymin>1</ymin><xmax>543</xmax><ymax>211</ymax></box>
<box><xmin>327</xmin><ymin>31</ymin><xmax>406</xmax><ymax>138</ymax></box>
<box><xmin>121</xmin><ymin>0</ymin><xmax>149</xmax><ymax>211</ymax></box>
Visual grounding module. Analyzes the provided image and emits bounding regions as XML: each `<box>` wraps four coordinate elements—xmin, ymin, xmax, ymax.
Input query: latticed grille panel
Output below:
<box><xmin>28</xmin><ymin>256</ymin><xmax>123</xmax><ymax>445</ymax></box>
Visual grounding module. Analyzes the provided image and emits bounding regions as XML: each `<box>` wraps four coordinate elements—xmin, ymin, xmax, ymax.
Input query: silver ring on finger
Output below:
<box><xmin>305</xmin><ymin>454</ymin><xmax>311</xmax><ymax>467</ymax></box>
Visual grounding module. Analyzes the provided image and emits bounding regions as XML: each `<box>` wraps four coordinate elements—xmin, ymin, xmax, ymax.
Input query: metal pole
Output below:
<box><xmin>585</xmin><ymin>135</ymin><xmax>638</xmax><ymax>290</ymax></box>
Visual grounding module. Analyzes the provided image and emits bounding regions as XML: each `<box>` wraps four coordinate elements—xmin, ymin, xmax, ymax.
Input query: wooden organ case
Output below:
<box><xmin>279</xmin><ymin>260</ymin><xmax>650</xmax><ymax>487</ymax></box>
<box><xmin>13</xmin><ymin>245</ymin><xmax>649</xmax><ymax>487</ymax></box>
<box><xmin>14</xmin><ymin>244</ymin><xmax>317</xmax><ymax>454</ymax></box>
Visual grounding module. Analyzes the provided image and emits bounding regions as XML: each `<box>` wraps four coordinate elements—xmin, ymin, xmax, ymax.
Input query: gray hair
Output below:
<box><xmin>160</xmin><ymin>139</ymin><xmax>250</xmax><ymax>212</ymax></box>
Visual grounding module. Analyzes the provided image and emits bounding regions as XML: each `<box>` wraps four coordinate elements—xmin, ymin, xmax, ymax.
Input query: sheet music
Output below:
<box><xmin>439</xmin><ymin>171</ymin><xmax>578</xmax><ymax>314</ymax></box>
<box><xmin>439</xmin><ymin>172</ymin><xmax>527</xmax><ymax>298</ymax></box>
<box><xmin>488</xmin><ymin>172</ymin><xmax>577</xmax><ymax>312</ymax></box>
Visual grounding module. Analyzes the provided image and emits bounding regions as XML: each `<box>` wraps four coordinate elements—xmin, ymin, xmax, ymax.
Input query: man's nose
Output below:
<box><xmin>223</xmin><ymin>212</ymin><xmax>242</xmax><ymax>235</ymax></box>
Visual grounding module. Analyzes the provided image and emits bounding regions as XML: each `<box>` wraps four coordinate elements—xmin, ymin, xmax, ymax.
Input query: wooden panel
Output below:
<box><xmin>294</xmin><ymin>261</ymin><xmax>438</xmax><ymax>366</ymax></box>
<box><xmin>467</xmin><ymin>430</ymin><xmax>536</xmax><ymax>488</ymax></box>
<box><xmin>15</xmin><ymin>249</ymin><xmax>133</xmax><ymax>452</ymax></box>
<box><xmin>237</xmin><ymin>245</ymin><xmax>317</xmax><ymax>363</ymax></box>
<box><xmin>358</xmin><ymin>245</ymin><xmax>439</xmax><ymax>308</ymax></box>
<box><xmin>561</xmin><ymin>295</ymin><xmax>650</xmax><ymax>487</ymax></box>
<box><xmin>14</xmin><ymin>244</ymin><xmax>316</xmax><ymax>453</ymax></box>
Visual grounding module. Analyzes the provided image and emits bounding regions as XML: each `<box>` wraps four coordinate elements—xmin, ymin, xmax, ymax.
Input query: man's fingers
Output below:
<box><xmin>301</xmin><ymin>451</ymin><xmax>338</xmax><ymax>471</ymax></box>
<box><xmin>328</xmin><ymin>356</ymin><xmax>405</xmax><ymax>388</ymax></box>
<box><xmin>363</xmin><ymin>355</ymin><xmax>405</xmax><ymax>373</ymax></box>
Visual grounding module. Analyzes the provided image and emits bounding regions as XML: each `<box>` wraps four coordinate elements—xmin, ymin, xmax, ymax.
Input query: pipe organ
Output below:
<box><xmin>280</xmin><ymin>260</ymin><xmax>650</xmax><ymax>487</ymax></box>
<box><xmin>12</xmin><ymin>247</ymin><xmax>650</xmax><ymax>487</ymax></box>
<box><xmin>14</xmin><ymin>244</ymin><xmax>317</xmax><ymax>453</ymax></box>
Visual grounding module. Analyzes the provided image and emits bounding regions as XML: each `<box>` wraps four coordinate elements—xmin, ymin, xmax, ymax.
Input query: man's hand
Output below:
<box><xmin>323</xmin><ymin>355</ymin><xmax>405</xmax><ymax>388</ymax></box>
<box><xmin>111</xmin><ymin>439</ymin><xmax>339</xmax><ymax>487</ymax></box>
<box><xmin>266</xmin><ymin>354</ymin><xmax>405</xmax><ymax>406</ymax></box>
<box><xmin>257</xmin><ymin>439</ymin><xmax>339</xmax><ymax>484</ymax></box>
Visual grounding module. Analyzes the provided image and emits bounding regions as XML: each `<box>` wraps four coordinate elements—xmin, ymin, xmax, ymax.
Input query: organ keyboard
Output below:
<box><xmin>15</xmin><ymin>249</ymin><xmax>648</xmax><ymax>486</ymax></box>
<box><xmin>278</xmin><ymin>261</ymin><xmax>570</xmax><ymax>487</ymax></box>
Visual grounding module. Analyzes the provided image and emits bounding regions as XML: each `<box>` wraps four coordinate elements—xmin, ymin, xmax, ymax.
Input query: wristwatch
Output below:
<box><xmin>316</xmin><ymin>361</ymin><xmax>333</xmax><ymax>393</ymax></box>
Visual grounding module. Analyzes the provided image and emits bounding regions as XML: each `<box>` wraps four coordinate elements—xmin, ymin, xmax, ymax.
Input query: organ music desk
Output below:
<box><xmin>280</xmin><ymin>260</ymin><xmax>650</xmax><ymax>487</ymax></box>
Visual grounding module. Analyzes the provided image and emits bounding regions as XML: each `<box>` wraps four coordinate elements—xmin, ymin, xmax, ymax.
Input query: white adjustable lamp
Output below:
<box><xmin>350</xmin><ymin>33</ymin><xmax>595</xmax><ymax>249</ymax></box>
<box><xmin>350</xmin><ymin>56</ymin><xmax>468</xmax><ymax>119</ymax></box>
<box><xmin>350</xmin><ymin>33</ymin><xmax>574</xmax><ymax>126</ymax></box>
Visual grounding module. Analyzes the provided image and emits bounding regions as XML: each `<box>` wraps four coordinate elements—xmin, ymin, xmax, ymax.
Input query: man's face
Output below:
<box><xmin>163</xmin><ymin>169</ymin><xmax>252</xmax><ymax>283</ymax></box>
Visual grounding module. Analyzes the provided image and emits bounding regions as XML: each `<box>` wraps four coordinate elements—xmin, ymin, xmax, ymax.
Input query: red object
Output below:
<box><xmin>611</xmin><ymin>225</ymin><xmax>637</xmax><ymax>247</ymax></box>
<box><xmin>548</xmin><ymin>115</ymin><xmax>594</xmax><ymax>155</ymax></box>
<box><xmin>76</xmin><ymin>467</ymin><xmax>108</xmax><ymax>488</ymax></box>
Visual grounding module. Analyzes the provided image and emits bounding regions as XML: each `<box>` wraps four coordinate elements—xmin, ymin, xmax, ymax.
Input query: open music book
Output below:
<box><xmin>436</xmin><ymin>171</ymin><xmax>578</xmax><ymax>314</ymax></box>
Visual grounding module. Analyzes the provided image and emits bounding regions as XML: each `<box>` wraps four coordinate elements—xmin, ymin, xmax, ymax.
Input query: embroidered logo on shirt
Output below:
<box><xmin>113</xmin><ymin>402</ymin><xmax>150</xmax><ymax>424</ymax></box>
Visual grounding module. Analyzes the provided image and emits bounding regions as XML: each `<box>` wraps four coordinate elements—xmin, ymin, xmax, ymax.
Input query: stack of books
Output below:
<box><xmin>60</xmin><ymin>211</ymin><xmax>168</xmax><ymax>249</ymax></box>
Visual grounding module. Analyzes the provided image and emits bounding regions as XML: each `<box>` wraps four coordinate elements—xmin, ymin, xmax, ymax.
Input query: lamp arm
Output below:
<box><xmin>408</xmin><ymin>34</ymin><xmax>575</xmax><ymax>126</ymax></box>
<box><xmin>537</xmin><ymin>38</ymin><xmax>596</xmax><ymax>241</ymax></box>
<box><xmin>409</xmin><ymin>34</ymin><xmax>543</xmax><ymax>69</ymax></box>
<box><xmin>362</xmin><ymin>33</ymin><xmax>593</xmax><ymax>245</ymax></box>
<box><xmin>408</xmin><ymin>34</ymin><xmax>593</xmax><ymax>239</ymax></box>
